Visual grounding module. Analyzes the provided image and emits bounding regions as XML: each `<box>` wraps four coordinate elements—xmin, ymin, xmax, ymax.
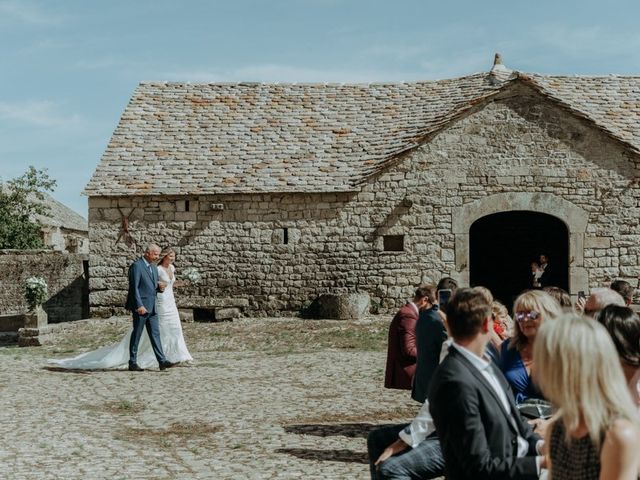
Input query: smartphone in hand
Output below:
<box><xmin>438</xmin><ymin>289</ymin><xmax>452</xmax><ymax>312</ymax></box>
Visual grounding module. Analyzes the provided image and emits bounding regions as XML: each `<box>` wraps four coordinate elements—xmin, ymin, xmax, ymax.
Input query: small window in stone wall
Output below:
<box><xmin>185</xmin><ymin>200</ymin><xmax>190</xmax><ymax>212</ymax></box>
<box><xmin>283</xmin><ymin>228</ymin><xmax>289</xmax><ymax>245</ymax></box>
<box><xmin>383</xmin><ymin>235</ymin><xmax>404</xmax><ymax>252</ymax></box>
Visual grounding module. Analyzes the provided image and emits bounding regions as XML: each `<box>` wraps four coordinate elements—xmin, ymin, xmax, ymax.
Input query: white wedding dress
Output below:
<box><xmin>48</xmin><ymin>265</ymin><xmax>193</xmax><ymax>369</ymax></box>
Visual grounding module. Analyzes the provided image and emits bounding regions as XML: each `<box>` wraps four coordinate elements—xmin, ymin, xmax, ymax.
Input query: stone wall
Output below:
<box><xmin>0</xmin><ymin>250</ymin><xmax>89</xmax><ymax>323</ymax></box>
<box><xmin>87</xmin><ymin>85</ymin><xmax>640</xmax><ymax>316</ymax></box>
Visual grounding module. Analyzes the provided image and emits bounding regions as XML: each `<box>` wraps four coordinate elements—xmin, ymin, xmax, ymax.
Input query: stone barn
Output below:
<box><xmin>85</xmin><ymin>56</ymin><xmax>640</xmax><ymax>317</ymax></box>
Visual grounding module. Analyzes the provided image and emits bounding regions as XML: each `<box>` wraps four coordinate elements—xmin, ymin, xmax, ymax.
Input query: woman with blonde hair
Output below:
<box><xmin>49</xmin><ymin>246</ymin><xmax>193</xmax><ymax>370</ymax></box>
<box><xmin>498</xmin><ymin>289</ymin><xmax>562</xmax><ymax>403</ymax></box>
<box><xmin>534</xmin><ymin>314</ymin><xmax>640</xmax><ymax>479</ymax></box>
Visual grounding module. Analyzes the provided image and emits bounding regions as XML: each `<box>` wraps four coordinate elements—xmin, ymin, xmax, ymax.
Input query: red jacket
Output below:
<box><xmin>384</xmin><ymin>303</ymin><xmax>419</xmax><ymax>390</ymax></box>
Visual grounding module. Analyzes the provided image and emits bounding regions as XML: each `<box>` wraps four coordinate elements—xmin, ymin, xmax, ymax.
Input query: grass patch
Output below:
<box><xmin>116</xmin><ymin>421</ymin><xmax>222</xmax><ymax>448</ymax></box>
<box><xmin>85</xmin><ymin>399</ymin><xmax>146</xmax><ymax>415</ymax></box>
<box><xmin>186</xmin><ymin>317</ymin><xmax>389</xmax><ymax>354</ymax></box>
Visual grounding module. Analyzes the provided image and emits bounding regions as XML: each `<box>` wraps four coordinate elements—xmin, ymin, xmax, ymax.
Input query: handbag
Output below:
<box><xmin>516</xmin><ymin>398</ymin><xmax>553</xmax><ymax>419</ymax></box>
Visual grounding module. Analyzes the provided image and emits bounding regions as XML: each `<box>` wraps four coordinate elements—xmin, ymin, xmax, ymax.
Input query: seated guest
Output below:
<box><xmin>595</xmin><ymin>305</ymin><xmax>640</xmax><ymax>407</ymax></box>
<box><xmin>492</xmin><ymin>300</ymin><xmax>514</xmax><ymax>339</ymax></box>
<box><xmin>499</xmin><ymin>290</ymin><xmax>562</xmax><ymax>404</ymax></box>
<box><xmin>411</xmin><ymin>277</ymin><xmax>457</xmax><ymax>403</ymax></box>
<box><xmin>534</xmin><ymin>314</ymin><xmax>640</xmax><ymax>480</ymax></box>
<box><xmin>384</xmin><ymin>286</ymin><xmax>436</xmax><ymax>390</ymax></box>
<box><xmin>542</xmin><ymin>286</ymin><xmax>572</xmax><ymax>308</ymax></box>
<box><xmin>429</xmin><ymin>288</ymin><xmax>544</xmax><ymax>479</ymax></box>
<box><xmin>578</xmin><ymin>287</ymin><xmax>625</xmax><ymax>317</ymax></box>
<box><xmin>471</xmin><ymin>286</ymin><xmax>501</xmax><ymax>362</ymax></box>
<box><xmin>367</xmin><ymin>399</ymin><xmax>444</xmax><ymax>479</ymax></box>
<box><xmin>610</xmin><ymin>279</ymin><xmax>635</xmax><ymax>307</ymax></box>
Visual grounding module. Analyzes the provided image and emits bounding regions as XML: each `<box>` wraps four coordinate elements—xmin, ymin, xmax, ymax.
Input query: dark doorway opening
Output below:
<box><xmin>469</xmin><ymin>211</ymin><xmax>569</xmax><ymax>309</ymax></box>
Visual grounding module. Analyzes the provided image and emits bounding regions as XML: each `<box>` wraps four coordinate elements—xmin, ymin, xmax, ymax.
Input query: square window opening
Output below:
<box><xmin>383</xmin><ymin>235</ymin><xmax>404</xmax><ymax>252</ymax></box>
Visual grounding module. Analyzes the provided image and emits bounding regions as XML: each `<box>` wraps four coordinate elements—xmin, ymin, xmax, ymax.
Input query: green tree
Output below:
<box><xmin>0</xmin><ymin>166</ymin><xmax>57</xmax><ymax>249</ymax></box>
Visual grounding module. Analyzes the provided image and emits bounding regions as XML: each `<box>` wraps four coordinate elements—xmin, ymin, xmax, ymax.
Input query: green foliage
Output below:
<box><xmin>0</xmin><ymin>166</ymin><xmax>56</xmax><ymax>249</ymax></box>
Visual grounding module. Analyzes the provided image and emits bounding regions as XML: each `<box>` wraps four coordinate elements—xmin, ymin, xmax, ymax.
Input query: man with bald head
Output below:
<box><xmin>125</xmin><ymin>243</ymin><xmax>174</xmax><ymax>371</ymax></box>
<box><xmin>583</xmin><ymin>288</ymin><xmax>626</xmax><ymax>317</ymax></box>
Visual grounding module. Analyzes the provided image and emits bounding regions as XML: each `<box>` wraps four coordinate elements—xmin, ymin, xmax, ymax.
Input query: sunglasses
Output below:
<box><xmin>515</xmin><ymin>311</ymin><xmax>541</xmax><ymax>323</ymax></box>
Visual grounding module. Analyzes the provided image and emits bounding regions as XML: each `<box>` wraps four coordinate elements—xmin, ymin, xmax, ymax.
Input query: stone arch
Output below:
<box><xmin>451</xmin><ymin>192</ymin><xmax>588</xmax><ymax>294</ymax></box>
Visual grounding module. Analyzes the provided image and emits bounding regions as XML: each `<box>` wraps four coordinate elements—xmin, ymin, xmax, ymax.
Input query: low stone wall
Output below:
<box><xmin>0</xmin><ymin>250</ymin><xmax>89</xmax><ymax>323</ymax></box>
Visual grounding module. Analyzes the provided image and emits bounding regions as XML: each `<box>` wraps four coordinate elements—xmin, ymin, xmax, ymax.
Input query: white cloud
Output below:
<box><xmin>0</xmin><ymin>0</ymin><xmax>67</xmax><ymax>25</ymax></box>
<box><xmin>0</xmin><ymin>100</ymin><xmax>82</xmax><ymax>128</ymax></box>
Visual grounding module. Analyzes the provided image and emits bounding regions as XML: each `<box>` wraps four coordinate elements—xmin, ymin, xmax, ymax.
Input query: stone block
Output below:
<box><xmin>215</xmin><ymin>307</ymin><xmax>241</xmax><ymax>320</ymax></box>
<box><xmin>24</xmin><ymin>307</ymin><xmax>48</xmax><ymax>328</ymax></box>
<box><xmin>584</xmin><ymin>237</ymin><xmax>611</xmax><ymax>249</ymax></box>
<box><xmin>178</xmin><ymin>309</ymin><xmax>194</xmax><ymax>323</ymax></box>
<box><xmin>309</xmin><ymin>293</ymin><xmax>370</xmax><ymax>320</ymax></box>
<box><xmin>0</xmin><ymin>314</ymin><xmax>26</xmax><ymax>332</ymax></box>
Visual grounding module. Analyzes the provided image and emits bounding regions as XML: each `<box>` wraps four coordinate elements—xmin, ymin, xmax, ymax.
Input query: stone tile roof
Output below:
<box><xmin>34</xmin><ymin>193</ymin><xmax>88</xmax><ymax>232</ymax></box>
<box><xmin>85</xmin><ymin>71</ymin><xmax>640</xmax><ymax>196</ymax></box>
<box><xmin>1</xmin><ymin>186</ymin><xmax>88</xmax><ymax>231</ymax></box>
<box><xmin>520</xmin><ymin>74</ymin><xmax>640</xmax><ymax>154</ymax></box>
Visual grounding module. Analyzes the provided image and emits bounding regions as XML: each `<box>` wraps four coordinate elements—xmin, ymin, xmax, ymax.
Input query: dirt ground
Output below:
<box><xmin>0</xmin><ymin>315</ymin><xmax>418</xmax><ymax>479</ymax></box>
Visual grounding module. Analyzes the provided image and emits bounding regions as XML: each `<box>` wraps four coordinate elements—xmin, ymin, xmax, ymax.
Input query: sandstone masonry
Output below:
<box><xmin>85</xmin><ymin>65</ymin><xmax>640</xmax><ymax>317</ymax></box>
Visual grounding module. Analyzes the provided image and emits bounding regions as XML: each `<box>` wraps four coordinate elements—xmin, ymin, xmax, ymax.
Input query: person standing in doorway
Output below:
<box><xmin>537</xmin><ymin>254</ymin><xmax>552</xmax><ymax>288</ymax></box>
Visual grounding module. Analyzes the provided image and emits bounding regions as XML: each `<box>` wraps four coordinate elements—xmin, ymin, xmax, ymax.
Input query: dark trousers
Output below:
<box><xmin>367</xmin><ymin>423</ymin><xmax>445</xmax><ymax>480</ymax></box>
<box><xmin>129</xmin><ymin>310</ymin><xmax>166</xmax><ymax>366</ymax></box>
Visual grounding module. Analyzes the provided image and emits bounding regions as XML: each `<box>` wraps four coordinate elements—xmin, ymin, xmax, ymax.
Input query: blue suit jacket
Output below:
<box><xmin>412</xmin><ymin>306</ymin><xmax>448</xmax><ymax>403</ymax></box>
<box><xmin>125</xmin><ymin>257</ymin><xmax>158</xmax><ymax>312</ymax></box>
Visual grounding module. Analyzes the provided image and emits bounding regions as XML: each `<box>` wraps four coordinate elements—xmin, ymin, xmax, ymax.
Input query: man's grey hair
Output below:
<box><xmin>144</xmin><ymin>243</ymin><xmax>161</xmax><ymax>253</ymax></box>
<box><xmin>587</xmin><ymin>288</ymin><xmax>625</xmax><ymax>312</ymax></box>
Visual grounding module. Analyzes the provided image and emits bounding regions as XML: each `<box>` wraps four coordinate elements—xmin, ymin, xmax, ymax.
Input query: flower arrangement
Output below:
<box><xmin>181</xmin><ymin>267</ymin><xmax>202</xmax><ymax>284</ymax></box>
<box><xmin>24</xmin><ymin>276</ymin><xmax>48</xmax><ymax>310</ymax></box>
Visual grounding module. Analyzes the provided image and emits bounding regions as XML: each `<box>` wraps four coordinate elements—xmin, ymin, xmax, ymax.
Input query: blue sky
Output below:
<box><xmin>1</xmin><ymin>0</ymin><xmax>639</xmax><ymax>217</ymax></box>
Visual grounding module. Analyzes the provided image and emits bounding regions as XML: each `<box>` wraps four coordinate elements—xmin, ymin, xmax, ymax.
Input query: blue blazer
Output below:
<box><xmin>412</xmin><ymin>306</ymin><xmax>448</xmax><ymax>403</ymax></box>
<box><xmin>125</xmin><ymin>257</ymin><xmax>158</xmax><ymax>312</ymax></box>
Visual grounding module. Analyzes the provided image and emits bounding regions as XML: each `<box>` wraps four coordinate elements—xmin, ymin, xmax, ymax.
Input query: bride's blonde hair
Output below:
<box><xmin>159</xmin><ymin>247</ymin><xmax>176</xmax><ymax>265</ymax></box>
<box><xmin>534</xmin><ymin>313</ymin><xmax>639</xmax><ymax>448</ymax></box>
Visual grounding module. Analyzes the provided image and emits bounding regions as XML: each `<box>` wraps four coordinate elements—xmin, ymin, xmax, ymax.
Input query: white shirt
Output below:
<box><xmin>399</xmin><ymin>399</ymin><xmax>435</xmax><ymax>448</ymax></box>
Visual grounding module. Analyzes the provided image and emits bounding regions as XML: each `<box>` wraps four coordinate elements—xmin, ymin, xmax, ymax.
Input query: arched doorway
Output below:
<box><xmin>469</xmin><ymin>211</ymin><xmax>569</xmax><ymax>308</ymax></box>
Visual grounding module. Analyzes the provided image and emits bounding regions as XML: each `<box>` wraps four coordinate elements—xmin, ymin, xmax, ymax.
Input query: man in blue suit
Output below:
<box><xmin>125</xmin><ymin>243</ymin><xmax>174</xmax><ymax>371</ymax></box>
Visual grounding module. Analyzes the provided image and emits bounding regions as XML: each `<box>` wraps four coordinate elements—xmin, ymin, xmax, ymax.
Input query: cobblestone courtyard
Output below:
<box><xmin>0</xmin><ymin>316</ymin><xmax>416</xmax><ymax>479</ymax></box>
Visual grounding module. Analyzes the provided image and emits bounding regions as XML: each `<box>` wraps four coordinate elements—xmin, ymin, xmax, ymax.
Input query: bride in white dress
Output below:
<box><xmin>48</xmin><ymin>247</ymin><xmax>193</xmax><ymax>370</ymax></box>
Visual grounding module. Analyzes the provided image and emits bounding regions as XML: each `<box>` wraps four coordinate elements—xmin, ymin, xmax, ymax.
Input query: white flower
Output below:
<box><xmin>24</xmin><ymin>276</ymin><xmax>48</xmax><ymax>309</ymax></box>
<box><xmin>181</xmin><ymin>267</ymin><xmax>201</xmax><ymax>284</ymax></box>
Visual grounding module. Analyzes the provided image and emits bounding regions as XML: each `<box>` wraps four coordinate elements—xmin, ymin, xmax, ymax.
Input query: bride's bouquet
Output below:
<box><xmin>181</xmin><ymin>267</ymin><xmax>202</xmax><ymax>284</ymax></box>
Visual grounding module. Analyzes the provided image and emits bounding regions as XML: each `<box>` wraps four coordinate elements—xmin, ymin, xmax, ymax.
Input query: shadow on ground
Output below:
<box><xmin>276</xmin><ymin>448</ymin><xmax>368</xmax><ymax>464</ymax></box>
<box><xmin>284</xmin><ymin>422</ymin><xmax>397</xmax><ymax>439</ymax></box>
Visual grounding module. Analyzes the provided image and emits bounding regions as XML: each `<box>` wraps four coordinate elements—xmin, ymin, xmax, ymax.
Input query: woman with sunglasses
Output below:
<box><xmin>498</xmin><ymin>290</ymin><xmax>562</xmax><ymax>404</ymax></box>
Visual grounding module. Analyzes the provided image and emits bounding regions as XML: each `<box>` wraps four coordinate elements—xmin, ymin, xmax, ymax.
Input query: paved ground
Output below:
<box><xmin>0</xmin><ymin>316</ymin><xmax>418</xmax><ymax>479</ymax></box>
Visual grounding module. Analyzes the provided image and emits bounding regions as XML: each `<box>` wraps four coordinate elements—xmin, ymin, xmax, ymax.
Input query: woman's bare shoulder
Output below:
<box><xmin>605</xmin><ymin>418</ymin><xmax>640</xmax><ymax>448</ymax></box>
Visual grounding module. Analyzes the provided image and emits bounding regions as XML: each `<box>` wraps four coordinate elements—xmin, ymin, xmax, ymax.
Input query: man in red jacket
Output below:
<box><xmin>384</xmin><ymin>285</ymin><xmax>436</xmax><ymax>390</ymax></box>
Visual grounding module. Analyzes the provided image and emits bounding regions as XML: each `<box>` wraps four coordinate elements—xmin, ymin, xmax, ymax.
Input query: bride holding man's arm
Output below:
<box><xmin>48</xmin><ymin>245</ymin><xmax>193</xmax><ymax>370</ymax></box>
